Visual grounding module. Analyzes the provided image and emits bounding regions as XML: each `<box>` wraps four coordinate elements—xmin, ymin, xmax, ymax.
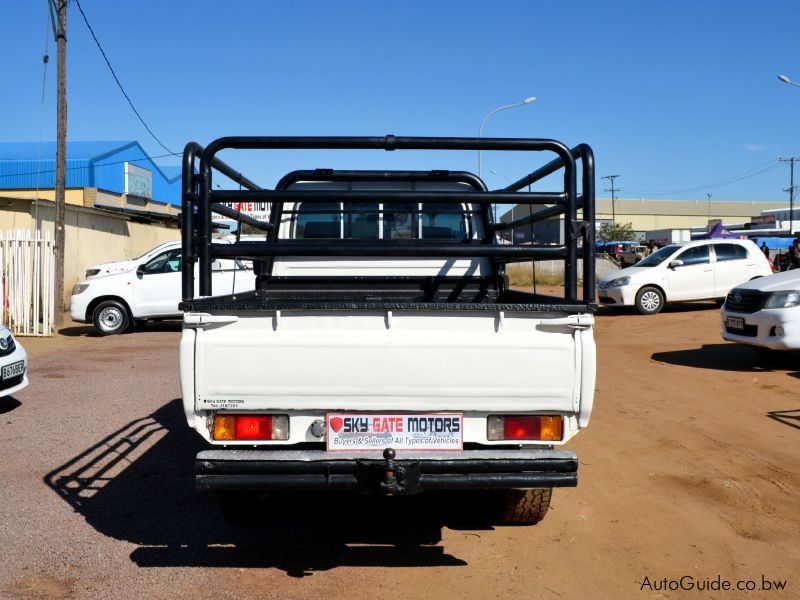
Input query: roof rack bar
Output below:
<box><xmin>182</xmin><ymin>142</ymin><xmax>263</xmax><ymax>301</ymax></box>
<box><xmin>209</xmin><ymin>242</ymin><xmax>569</xmax><ymax>259</ymax></box>
<box><xmin>209</xmin><ymin>189</ymin><xmax>567</xmax><ymax>206</ymax></box>
<box><xmin>576</xmin><ymin>144</ymin><xmax>596</xmax><ymax>302</ymax></box>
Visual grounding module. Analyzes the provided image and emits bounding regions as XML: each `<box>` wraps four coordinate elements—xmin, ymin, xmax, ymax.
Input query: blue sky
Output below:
<box><xmin>3</xmin><ymin>0</ymin><xmax>800</xmax><ymax>202</ymax></box>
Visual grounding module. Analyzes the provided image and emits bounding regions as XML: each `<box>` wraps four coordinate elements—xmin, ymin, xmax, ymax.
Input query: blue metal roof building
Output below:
<box><xmin>0</xmin><ymin>141</ymin><xmax>181</xmax><ymax>205</ymax></box>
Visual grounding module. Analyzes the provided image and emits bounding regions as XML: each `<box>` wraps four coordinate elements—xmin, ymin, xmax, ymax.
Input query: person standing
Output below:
<box><xmin>789</xmin><ymin>239</ymin><xmax>800</xmax><ymax>270</ymax></box>
<box><xmin>760</xmin><ymin>241</ymin><xmax>770</xmax><ymax>259</ymax></box>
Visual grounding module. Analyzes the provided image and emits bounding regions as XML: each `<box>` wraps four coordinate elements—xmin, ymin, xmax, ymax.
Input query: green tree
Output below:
<box><xmin>597</xmin><ymin>222</ymin><xmax>636</xmax><ymax>242</ymax></box>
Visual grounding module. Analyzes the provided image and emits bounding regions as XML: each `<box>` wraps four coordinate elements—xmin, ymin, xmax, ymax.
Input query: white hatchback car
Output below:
<box><xmin>0</xmin><ymin>326</ymin><xmax>28</xmax><ymax>397</ymax></box>
<box><xmin>598</xmin><ymin>239</ymin><xmax>773</xmax><ymax>314</ymax></box>
<box><xmin>70</xmin><ymin>240</ymin><xmax>256</xmax><ymax>335</ymax></box>
<box><xmin>721</xmin><ymin>269</ymin><xmax>800</xmax><ymax>352</ymax></box>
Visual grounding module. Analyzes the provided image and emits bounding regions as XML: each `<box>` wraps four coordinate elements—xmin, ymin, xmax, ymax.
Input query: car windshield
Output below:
<box><xmin>636</xmin><ymin>244</ymin><xmax>682</xmax><ymax>267</ymax></box>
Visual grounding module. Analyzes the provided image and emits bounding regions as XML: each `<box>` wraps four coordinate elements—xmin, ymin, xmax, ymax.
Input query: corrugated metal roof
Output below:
<box><xmin>0</xmin><ymin>141</ymin><xmax>136</xmax><ymax>161</ymax></box>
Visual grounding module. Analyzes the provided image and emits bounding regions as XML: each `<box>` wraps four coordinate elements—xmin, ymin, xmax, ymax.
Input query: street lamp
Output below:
<box><xmin>489</xmin><ymin>169</ymin><xmax>512</xmax><ymax>225</ymax></box>
<box><xmin>778</xmin><ymin>74</ymin><xmax>800</xmax><ymax>88</ymax></box>
<box><xmin>478</xmin><ymin>97</ymin><xmax>536</xmax><ymax>178</ymax></box>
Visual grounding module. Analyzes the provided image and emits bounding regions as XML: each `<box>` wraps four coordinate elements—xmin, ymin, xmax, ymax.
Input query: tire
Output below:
<box><xmin>635</xmin><ymin>286</ymin><xmax>664</xmax><ymax>315</ymax></box>
<box><xmin>92</xmin><ymin>300</ymin><xmax>131</xmax><ymax>335</ymax></box>
<box><xmin>498</xmin><ymin>488</ymin><xmax>552</xmax><ymax>525</ymax></box>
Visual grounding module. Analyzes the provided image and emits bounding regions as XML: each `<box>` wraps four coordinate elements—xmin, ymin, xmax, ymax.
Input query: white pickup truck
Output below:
<box><xmin>70</xmin><ymin>239</ymin><xmax>255</xmax><ymax>335</ymax></box>
<box><xmin>179</xmin><ymin>136</ymin><xmax>597</xmax><ymax>524</ymax></box>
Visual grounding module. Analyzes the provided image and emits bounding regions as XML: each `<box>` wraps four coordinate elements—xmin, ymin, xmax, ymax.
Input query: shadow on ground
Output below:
<box><xmin>651</xmin><ymin>343</ymin><xmax>800</xmax><ymax>375</ymax></box>
<box><xmin>59</xmin><ymin>321</ymin><xmax>182</xmax><ymax>338</ymax></box>
<box><xmin>596</xmin><ymin>301</ymin><xmax>720</xmax><ymax>317</ymax></box>
<box><xmin>767</xmin><ymin>409</ymin><xmax>800</xmax><ymax>431</ymax></box>
<box><xmin>0</xmin><ymin>396</ymin><xmax>21</xmax><ymax>414</ymax></box>
<box><xmin>44</xmin><ymin>399</ymin><xmax>482</xmax><ymax>576</ymax></box>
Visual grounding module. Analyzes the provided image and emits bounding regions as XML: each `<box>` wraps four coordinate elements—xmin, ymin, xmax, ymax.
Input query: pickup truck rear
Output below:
<box><xmin>179</xmin><ymin>136</ymin><xmax>597</xmax><ymax>524</ymax></box>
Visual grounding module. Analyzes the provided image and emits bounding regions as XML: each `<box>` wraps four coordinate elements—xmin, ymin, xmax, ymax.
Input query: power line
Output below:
<box><xmin>0</xmin><ymin>152</ymin><xmax>179</xmax><ymax>181</ymax></box>
<box><xmin>72</xmin><ymin>0</ymin><xmax>178</xmax><ymax>157</ymax></box>
<box><xmin>625</xmin><ymin>159</ymin><xmax>781</xmax><ymax>196</ymax></box>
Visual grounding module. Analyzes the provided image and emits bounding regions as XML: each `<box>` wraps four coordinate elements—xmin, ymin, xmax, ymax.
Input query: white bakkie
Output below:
<box><xmin>180</xmin><ymin>136</ymin><xmax>597</xmax><ymax>525</ymax></box>
<box><xmin>70</xmin><ymin>240</ymin><xmax>255</xmax><ymax>335</ymax></box>
<box><xmin>722</xmin><ymin>269</ymin><xmax>800</xmax><ymax>352</ymax></box>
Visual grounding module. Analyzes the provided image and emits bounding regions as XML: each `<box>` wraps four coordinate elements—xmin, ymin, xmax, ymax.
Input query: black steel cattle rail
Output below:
<box><xmin>180</xmin><ymin>136</ymin><xmax>595</xmax><ymax>304</ymax></box>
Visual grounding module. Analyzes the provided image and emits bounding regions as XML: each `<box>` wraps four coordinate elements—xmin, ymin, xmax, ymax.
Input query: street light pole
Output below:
<box><xmin>778</xmin><ymin>74</ymin><xmax>800</xmax><ymax>88</ymax></box>
<box><xmin>707</xmin><ymin>193</ymin><xmax>712</xmax><ymax>221</ymax></box>
<box><xmin>489</xmin><ymin>169</ymin><xmax>512</xmax><ymax>231</ymax></box>
<box><xmin>478</xmin><ymin>97</ymin><xmax>536</xmax><ymax>178</ymax></box>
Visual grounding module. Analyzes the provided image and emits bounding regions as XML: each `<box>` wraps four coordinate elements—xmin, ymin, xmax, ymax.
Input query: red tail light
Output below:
<box><xmin>212</xmin><ymin>414</ymin><xmax>289</xmax><ymax>441</ymax></box>
<box><xmin>235</xmin><ymin>415</ymin><xmax>273</xmax><ymax>440</ymax></box>
<box><xmin>488</xmin><ymin>415</ymin><xmax>563</xmax><ymax>441</ymax></box>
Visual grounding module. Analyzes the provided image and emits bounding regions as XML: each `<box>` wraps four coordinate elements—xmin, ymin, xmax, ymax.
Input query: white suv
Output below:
<box><xmin>598</xmin><ymin>239</ymin><xmax>773</xmax><ymax>315</ymax></box>
<box><xmin>721</xmin><ymin>270</ymin><xmax>800</xmax><ymax>352</ymax></box>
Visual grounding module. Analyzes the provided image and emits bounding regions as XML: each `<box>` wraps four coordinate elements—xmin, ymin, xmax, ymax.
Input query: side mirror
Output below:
<box><xmin>668</xmin><ymin>259</ymin><xmax>684</xmax><ymax>269</ymax></box>
<box><xmin>136</xmin><ymin>264</ymin><xmax>146</xmax><ymax>277</ymax></box>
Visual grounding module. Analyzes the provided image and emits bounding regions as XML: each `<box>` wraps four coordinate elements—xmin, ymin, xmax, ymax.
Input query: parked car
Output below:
<box><xmin>598</xmin><ymin>239</ymin><xmax>773</xmax><ymax>315</ymax></box>
<box><xmin>70</xmin><ymin>239</ymin><xmax>256</xmax><ymax>335</ymax></box>
<box><xmin>721</xmin><ymin>269</ymin><xmax>800</xmax><ymax>352</ymax></box>
<box><xmin>618</xmin><ymin>245</ymin><xmax>648</xmax><ymax>267</ymax></box>
<box><xmin>0</xmin><ymin>326</ymin><xmax>28</xmax><ymax>397</ymax></box>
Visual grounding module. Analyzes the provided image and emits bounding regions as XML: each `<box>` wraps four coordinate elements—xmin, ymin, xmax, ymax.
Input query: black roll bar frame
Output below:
<box><xmin>181</xmin><ymin>136</ymin><xmax>595</xmax><ymax>304</ymax></box>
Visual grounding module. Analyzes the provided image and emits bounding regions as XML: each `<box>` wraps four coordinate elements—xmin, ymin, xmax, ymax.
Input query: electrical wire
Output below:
<box><xmin>72</xmin><ymin>0</ymin><xmax>178</xmax><ymax>157</ymax></box>
<box><xmin>0</xmin><ymin>152</ymin><xmax>179</xmax><ymax>180</ymax></box>
<box><xmin>34</xmin><ymin>0</ymin><xmax>52</xmax><ymax>226</ymax></box>
<box><xmin>625</xmin><ymin>159</ymin><xmax>782</xmax><ymax>196</ymax></box>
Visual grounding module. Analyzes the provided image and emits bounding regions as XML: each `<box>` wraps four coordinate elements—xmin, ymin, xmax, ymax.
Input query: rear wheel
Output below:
<box><xmin>92</xmin><ymin>300</ymin><xmax>131</xmax><ymax>335</ymax></box>
<box><xmin>635</xmin><ymin>286</ymin><xmax>664</xmax><ymax>315</ymax></box>
<box><xmin>498</xmin><ymin>488</ymin><xmax>552</xmax><ymax>525</ymax></box>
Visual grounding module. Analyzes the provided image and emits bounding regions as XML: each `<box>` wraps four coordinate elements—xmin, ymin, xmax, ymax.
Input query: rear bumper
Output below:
<box><xmin>196</xmin><ymin>448</ymin><xmax>578</xmax><ymax>495</ymax></box>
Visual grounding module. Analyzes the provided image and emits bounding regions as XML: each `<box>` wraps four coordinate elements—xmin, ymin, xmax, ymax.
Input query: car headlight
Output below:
<box><xmin>607</xmin><ymin>276</ymin><xmax>631</xmax><ymax>288</ymax></box>
<box><xmin>85</xmin><ymin>268</ymin><xmax>101</xmax><ymax>277</ymax></box>
<box><xmin>72</xmin><ymin>283</ymin><xmax>89</xmax><ymax>295</ymax></box>
<box><xmin>765</xmin><ymin>290</ymin><xmax>800</xmax><ymax>309</ymax></box>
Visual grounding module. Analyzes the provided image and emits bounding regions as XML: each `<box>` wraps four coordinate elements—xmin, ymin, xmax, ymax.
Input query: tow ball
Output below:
<box><xmin>380</xmin><ymin>448</ymin><xmax>401</xmax><ymax>494</ymax></box>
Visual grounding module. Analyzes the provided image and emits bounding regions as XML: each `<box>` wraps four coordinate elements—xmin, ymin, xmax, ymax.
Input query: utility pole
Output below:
<box><xmin>780</xmin><ymin>157</ymin><xmax>799</xmax><ymax>237</ymax></box>
<box><xmin>601</xmin><ymin>175</ymin><xmax>620</xmax><ymax>227</ymax></box>
<box><xmin>54</xmin><ymin>0</ymin><xmax>67</xmax><ymax>328</ymax></box>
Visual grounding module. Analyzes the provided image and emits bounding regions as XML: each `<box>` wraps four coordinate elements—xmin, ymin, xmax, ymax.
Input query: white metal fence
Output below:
<box><xmin>0</xmin><ymin>229</ymin><xmax>55</xmax><ymax>336</ymax></box>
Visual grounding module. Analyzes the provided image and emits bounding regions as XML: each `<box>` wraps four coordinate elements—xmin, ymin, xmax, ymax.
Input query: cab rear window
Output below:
<box><xmin>289</xmin><ymin>202</ymin><xmax>476</xmax><ymax>240</ymax></box>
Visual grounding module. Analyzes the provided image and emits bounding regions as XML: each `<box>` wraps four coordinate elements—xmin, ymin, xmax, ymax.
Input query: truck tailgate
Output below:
<box><xmin>185</xmin><ymin>310</ymin><xmax>593</xmax><ymax>413</ymax></box>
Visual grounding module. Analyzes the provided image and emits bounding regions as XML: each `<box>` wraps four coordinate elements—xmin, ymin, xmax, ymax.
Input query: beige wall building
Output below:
<box><xmin>594</xmin><ymin>197</ymin><xmax>787</xmax><ymax>232</ymax></box>
<box><xmin>501</xmin><ymin>197</ymin><xmax>788</xmax><ymax>243</ymax></box>
<box><xmin>0</xmin><ymin>188</ymin><xmax>180</xmax><ymax>306</ymax></box>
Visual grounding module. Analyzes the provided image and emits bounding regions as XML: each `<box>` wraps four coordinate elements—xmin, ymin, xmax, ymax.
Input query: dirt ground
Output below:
<box><xmin>1</xmin><ymin>303</ymin><xmax>798</xmax><ymax>599</ymax></box>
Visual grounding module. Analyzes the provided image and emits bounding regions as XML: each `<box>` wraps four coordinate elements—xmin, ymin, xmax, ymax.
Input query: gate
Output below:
<box><xmin>0</xmin><ymin>229</ymin><xmax>55</xmax><ymax>336</ymax></box>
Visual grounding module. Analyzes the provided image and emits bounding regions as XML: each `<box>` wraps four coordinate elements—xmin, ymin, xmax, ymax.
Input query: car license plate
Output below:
<box><xmin>1</xmin><ymin>360</ymin><xmax>24</xmax><ymax>380</ymax></box>
<box><xmin>326</xmin><ymin>413</ymin><xmax>463</xmax><ymax>452</ymax></box>
<box><xmin>726</xmin><ymin>316</ymin><xmax>744</xmax><ymax>330</ymax></box>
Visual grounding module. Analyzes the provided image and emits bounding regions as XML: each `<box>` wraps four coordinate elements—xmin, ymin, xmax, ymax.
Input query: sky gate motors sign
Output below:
<box><xmin>326</xmin><ymin>413</ymin><xmax>463</xmax><ymax>451</ymax></box>
<box><xmin>211</xmin><ymin>202</ymin><xmax>271</xmax><ymax>223</ymax></box>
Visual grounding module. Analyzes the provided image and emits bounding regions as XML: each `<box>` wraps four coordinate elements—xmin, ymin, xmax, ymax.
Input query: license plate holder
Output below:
<box><xmin>1</xmin><ymin>360</ymin><xmax>24</xmax><ymax>380</ymax></box>
<box><xmin>326</xmin><ymin>413</ymin><xmax>463</xmax><ymax>452</ymax></box>
<box><xmin>726</xmin><ymin>316</ymin><xmax>744</xmax><ymax>330</ymax></box>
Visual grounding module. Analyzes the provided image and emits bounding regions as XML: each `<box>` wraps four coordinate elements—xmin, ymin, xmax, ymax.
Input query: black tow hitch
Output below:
<box><xmin>380</xmin><ymin>448</ymin><xmax>400</xmax><ymax>494</ymax></box>
<box><xmin>355</xmin><ymin>447</ymin><xmax>421</xmax><ymax>495</ymax></box>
